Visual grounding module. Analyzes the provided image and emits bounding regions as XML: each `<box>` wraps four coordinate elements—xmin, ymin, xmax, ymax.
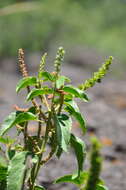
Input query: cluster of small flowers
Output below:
<box><xmin>54</xmin><ymin>47</ymin><xmax>65</xmax><ymax>74</ymax></box>
<box><xmin>39</xmin><ymin>53</ymin><xmax>47</xmax><ymax>73</ymax></box>
<box><xmin>80</xmin><ymin>56</ymin><xmax>113</xmax><ymax>90</ymax></box>
<box><xmin>18</xmin><ymin>48</ymin><xmax>28</xmax><ymax>78</ymax></box>
<box><xmin>85</xmin><ymin>137</ymin><xmax>102</xmax><ymax>190</ymax></box>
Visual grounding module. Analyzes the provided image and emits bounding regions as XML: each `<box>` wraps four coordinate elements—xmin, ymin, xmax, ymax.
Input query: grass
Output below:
<box><xmin>0</xmin><ymin>0</ymin><xmax>126</xmax><ymax>64</ymax></box>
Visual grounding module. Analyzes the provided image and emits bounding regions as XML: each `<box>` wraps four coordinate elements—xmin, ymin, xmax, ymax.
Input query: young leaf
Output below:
<box><xmin>54</xmin><ymin>174</ymin><xmax>80</xmax><ymax>186</ymax></box>
<box><xmin>0</xmin><ymin>136</ymin><xmax>14</xmax><ymax>145</ymax></box>
<box><xmin>70</xmin><ymin>134</ymin><xmax>86</xmax><ymax>177</ymax></box>
<box><xmin>56</xmin><ymin>76</ymin><xmax>71</xmax><ymax>89</ymax></box>
<box><xmin>53</xmin><ymin>113</ymin><xmax>72</xmax><ymax>152</ymax></box>
<box><xmin>16</xmin><ymin>76</ymin><xmax>37</xmax><ymax>93</ymax></box>
<box><xmin>35</xmin><ymin>185</ymin><xmax>46</xmax><ymax>190</ymax></box>
<box><xmin>96</xmin><ymin>184</ymin><xmax>109</xmax><ymax>190</ymax></box>
<box><xmin>54</xmin><ymin>171</ymin><xmax>88</xmax><ymax>187</ymax></box>
<box><xmin>26</xmin><ymin>88</ymin><xmax>53</xmax><ymax>101</ymax></box>
<box><xmin>0</xmin><ymin>112</ymin><xmax>37</xmax><ymax>136</ymax></box>
<box><xmin>63</xmin><ymin>85</ymin><xmax>89</xmax><ymax>102</ymax></box>
<box><xmin>7</xmin><ymin>151</ymin><xmax>28</xmax><ymax>190</ymax></box>
<box><xmin>65</xmin><ymin>100</ymin><xmax>86</xmax><ymax>134</ymax></box>
<box><xmin>41</xmin><ymin>71</ymin><xmax>55</xmax><ymax>81</ymax></box>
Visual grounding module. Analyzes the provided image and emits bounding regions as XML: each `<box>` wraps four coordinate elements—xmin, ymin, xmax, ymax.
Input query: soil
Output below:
<box><xmin>0</xmin><ymin>52</ymin><xmax>126</xmax><ymax>190</ymax></box>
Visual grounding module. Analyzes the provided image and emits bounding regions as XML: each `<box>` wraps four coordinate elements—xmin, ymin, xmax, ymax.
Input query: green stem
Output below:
<box><xmin>37</xmin><ymin>105</ymin><xmax>42</xmax><ymax>138</ymax></box>
<box><xmin>24</xmin><ymin>122</ymin><xmax>28</xmax><ymax>149</ymax></box>
<box><xmin>29</xmin><ymin>112</ymin><xmax>52</xmax><ymax>189</ymax></box>
<box><xmin>58</xmin><ymin>94</ymin><xmax>64</xmax><ymax>114</ymax></box>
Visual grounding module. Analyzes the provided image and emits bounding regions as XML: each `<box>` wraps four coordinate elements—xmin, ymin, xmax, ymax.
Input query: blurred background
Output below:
<box><xmin>0</xmin><ymin>1</ymin><xmax>126</xmax><ymax>190</ymax></box>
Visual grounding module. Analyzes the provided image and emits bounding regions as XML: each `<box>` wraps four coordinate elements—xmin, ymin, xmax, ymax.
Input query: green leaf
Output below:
<box><xmin>54</xmin><ymin>174</ymin><xmax>80</xmax><ymax>186</ymax></box>
<box><xmin>96</xmin><ymin>184</ymin><xmax>109</xmax><ymax>190</ymax></box>
<box><xmin>28</xmin><ymin>106</ymin><xmax>37</xmax><ymax>114</ymax></box>
<box><xmin>65</xmin><ymin>99</ymin><xmax>80</xmax><ymax>112</ymax></box>
<box><xmin>7</xmin><ymin>149</ymin><xmax>16</xmax><ymax>160</ymax></box>
<box><xmin>35</xmin><ymin>185</ymin><xmax>46</xmax><ymax>190</ymax></box>
<box><xmin>70</xmin><ymin>134</ymin><xmax>86</xmax><ymax>177</ymax></box>
<box><xmin>0</xmin><ymin>154</ymin><xmax>7</xmax><ymax>168</ymax></box>
<box><xmin>53</xmin><ymin>113</ymin><xmax>72</xmax><ymax>152</ymax></box>
<box><xmin>65</xmin><ymin>100</ymin><xmax>86</xmax><ymax>134</ymax></box>
<box><xmin>54</xmin><ymin>171</ymin><xmax>88</xmax><ymax>187</ymax></box>
<box><xmin>26</xmin><ymin>88</ymin><xmax>53</xmax><ymax>101</ymax></box>
<box><xmin>63</xmin><ymin>86</ymin><xmax>89</xmax><ymax>102</ymax></box>
<box><xmin>0</xmin><ymin>136</ymin><xmax>15</xmax><ymax>145</ymax></box>
<box><xmin>56</xmin><ymin>76</ymin><xmax>71</xmax><ymax>89</ymax></box>
<box><xmin>0</xmin><ymin>112</ymin><xmax>37</xmax><ymax>136</ymax></box>
<box><xmin>41</xmin><ymin>71</ymin><xmax>55</xmax><ymax>81</ymax></box>
<box><xmin>0</xmin><ymin>112</ymin><xmax>16</xmax><ymax>136</ymax></box>
<box><xmin>16</xmin><ymin>76</ymin><xmax>37</xmax><ymax>93</ymax></box>
<box><xmin>56</xmin><ymin>146</ymin><xmax>63</xmax><ymax>159</ymax></box>
<box><xmin>7</xmin><ymin>151</ymin><xmax>28</xmax><ymax>190</ymax></box>
<box><xmin>0</xmin><ymin>165</ymin><xmax>7</xmax><ymax>182</ymax></box>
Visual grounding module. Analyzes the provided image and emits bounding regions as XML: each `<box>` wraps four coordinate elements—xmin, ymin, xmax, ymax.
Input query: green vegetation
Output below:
<box><xmin>0</xmin><ymin>47</ymin><xmax>112</xmax><ymax>190</ymax></box>
<box><xmin>0</xmin><ymin>0</ymin><xmax>126</xmax><ymax>62</ymax></box>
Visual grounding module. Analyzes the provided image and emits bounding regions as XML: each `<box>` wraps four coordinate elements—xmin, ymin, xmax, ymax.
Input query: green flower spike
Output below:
<box><xmin>54</xmin><ymin>47</ymin><xmax>65</xmax><ymax>74</ymax></box>
<box><xmin>79</xmin><ymin>56</ymin><xmax>113</xmax><ymax>90</ymax></box>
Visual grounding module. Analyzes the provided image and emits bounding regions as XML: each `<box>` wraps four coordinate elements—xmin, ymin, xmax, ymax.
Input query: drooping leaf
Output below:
<box><xmin>54</xmin><ymin>171</ymin><xmax>88</xmax><ymax>187</ymax></box>
<box><xmin>96</xmin><ymin>184</ymin><xmax>109</xmax><ymax>190</ymax></box>
<box><xmin>0</xmin><ymin>112</ymin><xmax>37</xmax><ymax>136</ymax></box>
<box><xmin>65</xmin><ymin>100</ymin><xmax>86</xmax><ymax>134</ymax></box>
<box><xmin>65</xmin><ymin>99</ymin><xmax>80</xmax><ymax>112</ymax></box>
<box><xmin>56</xmin><ymin>146</ymin><xmax>63</xmax><ymax>159</ymax></box>
<box><xmin>53</xmin><ymin>113</ymin><xmax>72</xmax><ymax>152</ymax></box>
<box><xmin>56</xmin><ymin>76</ymin><xmax>71</xmax><ymax>89</ymax></box>
<box><xmin>70</xmin><ymin>134</ymin><xmax>86</xmax><ymax>177</ymax></box>
<box><xmin>16</xmin><ymin>76</ymin><xmax>37</xmax><ymax>93</ymax></box>
<box><xmin>35</xmin><ymin>185</ymin><xmax>46</xmax><ymax>190</ymax></box>
<box><xmin>26</xmin><ymin>88</ymin><xmax>53</xmax><ymax>101</ymax></box>
<box><xmin>7</xmin><ymin>151</ymin><xmax>28</xmax><ymax>190</ymax></box>
<box><xmin>63</xmin><ymin>85</ymin><xmax>89</xmax><ymax>102</ymax></box>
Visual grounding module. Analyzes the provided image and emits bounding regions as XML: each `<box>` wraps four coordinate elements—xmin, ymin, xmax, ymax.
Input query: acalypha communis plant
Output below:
<box><xmin>0</xmin><ymin>47</ymin><xmax>112</xmax><ymax>190</ymax></box>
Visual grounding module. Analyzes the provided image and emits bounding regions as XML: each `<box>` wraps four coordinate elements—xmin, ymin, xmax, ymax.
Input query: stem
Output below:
<box><xmin>58</xmin><ymin>94</ymin><xmax>64</xmax><ymax>114</ymax></box>
<box><xmin>29</xmin><ymin>112</ymin><xmax>52</xmax><ymax>190</ymax></box>
<box><xmin>43</xmin><ymin>94</ymin><xmax>50</xmax><ymax>111</ymax></box>
<box><xmin>37</xmin><ymin>105</ymin><xmax>42</xmax><ymax>138</ymax></box>
<box><xmin>41</xmin><ymin>111</ymin><xmax>52</xmax><ymax>149</ymax></box>
<box><xmin>24</xmin><ymin>122</ymin><xmax>28</xmax><ymax>149</ymax></box>
<box><xmin>41</xmin><ymin>145</ymin><xmax>56</xmax><ymax>165</ymax></box>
